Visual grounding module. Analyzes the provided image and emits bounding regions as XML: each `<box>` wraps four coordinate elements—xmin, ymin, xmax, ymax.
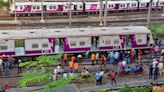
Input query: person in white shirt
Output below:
<box><xmin>69</xmin><ymin>71</ymin><xmax>74</xmax><ymax>76</ymax></box>
<box><xmin>152</xmin><ymin>59</ymin><xmax>158</xmax><ymax>68</ymax></box>
<box><xmin>63</xmin><ymin>72</ymin><xmax>68</xmax><ymax>78</ymax></box>
<box><xmin>0</xmin><ymin>59</ymin><xmax>3</xmax><ymax>72</ymax></box>
<box><xmin>96</xmin><ymin>53</ymin><xmax>99</xmax><ymax>64</ymax></box>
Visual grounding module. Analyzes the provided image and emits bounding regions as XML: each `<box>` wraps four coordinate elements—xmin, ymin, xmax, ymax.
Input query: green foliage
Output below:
<box><xmin>120</xmin><ymin>84</ymin><xmax>152</xmax><ymax>92</ymax></box>
<box><xmin>15</xmin><ymin>40</ymin><xmax>24</xmax><ymax>47</ymax></box>
<box><xmin>149</xmin><ymin>24</ymin><xmax>164</xmax><ymax>38</ymax></box>
<box><xmin>19</xmin><ymin>54</ymin><xmax>77</xmax><ymax>92</ymax></box>
<box><xmin>35</xmin><ymin>74</ymin><xmax>79</xmax><ymax>92</ymax></box>
<box><xmin>0</xmin><ymin>0</ymin><xmax>8</xmax><ymax>7</ymax></box>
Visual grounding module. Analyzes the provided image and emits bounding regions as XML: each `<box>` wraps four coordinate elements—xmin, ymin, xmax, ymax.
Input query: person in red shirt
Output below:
<box><xmin>138</xmin><ymin>50</ymin><xmax>142</xmax><ymax>64</ymax></box>
<box><xmin>101</xmin><ymin>55</ymin><xmax>107</xmax><ymax>67</ymax></box>
<box><xmin>109</xmin><ymin>70</ymin><xmax>117</xmax><ymax>85</ymax></box>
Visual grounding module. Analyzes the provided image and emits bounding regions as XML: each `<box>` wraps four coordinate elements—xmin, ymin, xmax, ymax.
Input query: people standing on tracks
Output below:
<box><xmin>63</xmin><ymin>53</ymin><xmax>68</xmax><ymax>65</ymax></box>
<box><xmin>91</xmin><ymin>53</ymin><xmax>96</xmax><ymax>66</ymax></box>
<box><xmin>101</xmin><ymin>55</ymin><xmax>107</xmax><ymax>67</ymax></box>
<box><xmin>8</xmin><ymin>55</ymin><xmax>13</xmax><ymax>69</ymax></box>
<box><xmin>4</xmin><ymin>61</ymin><xmax>10</xmax><ymax>76</ymax></box>
<box><xmin>99</xmin><ymin>69</ymin><xmax>104</xmax><ymax>85</ymax></box>
<box><xmin>153</xmin><ymin>45</ymin><xmax>160</xmax><ymax>58</ymax></box>
<box><xmin>149</xmin><ymin>65</ymin><xmax>153</xmax><ymax>79</ymax></box>
<box><xmin>154</xmin><ymin>65</ymin><xmax>159</xmax><ymax>80</ymax></box>
<box><xmin>69</xmin><ymin>61</ymin><xmax>74</xmax><ymax>71</ymax></box>
<box><xmin>73</xmin><ymin>62</ymin><xmax>79</xmax><ymax>73</ymax></box>
<box><xmin>77</xmin><ymin>54</ymin><xmax>82</xmax><ymax>63</ymax></box>
<box><xmin>109</xmin><ymin>70</ymin><xmax>117</xmax><ymax>85</ymax></box>
<box><xmin>85</xmin><ymin>51</ymin><xmax>90</xmax><ymax>62</ymax></box>
<box><xmin>71</xmin><ymin>55</ymin><xmax>76</xmax><ymax>63</ymax></box>
<box><xmin>130</xmin><ymin>49</ymin><xmax>135</xmax><ymax>63</ymax></box>
<box><xmin>114</xmin><ymin>51</ymin><xmax>119</xmax><ymax>65</ymax></box>
<box><xmin>0</xmin><ymin>59</ymin><xmax>3</xmax><ymax>74</ymax></box>
<box><xmin>95</xmin><ymin>71</ymin><xmax>101</xmax><ymax>86</ymax></box>
<box><xmin>153</xmin><ymin>59</ymin><xmax>158</xmax><ymax>68</ymax></box>
<box><xmin>138</xmin><ymin>49</ymin><xmax>142</xmax><ymax>64</ymax></box>
<box><xmin>108</xmin><ymin>52</ymin><xmax>114</xmax><ymax>64</ymax></box>
<box><xmin>95</xmin><ymin>52</ymin><xmax>99</xmax><ymax>64</ymax></box>
<box><xmin>119</xmin><ymin>51</ymin><xmax>124</xmax><ymax>61</ymax></box>
<box><xmin>118</xmin><ymin>61</ymin><xmax>123</xmax><ymax>75</ymax></box>
<box><xmin>18</xmin><ymin>58</ymin><xmax>22</xmax><ymax>75</ymax></box>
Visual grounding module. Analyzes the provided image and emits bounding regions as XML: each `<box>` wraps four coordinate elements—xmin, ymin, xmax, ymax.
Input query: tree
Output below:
<box><xmin>149</xmin><ymin>24</ymin><xmax>164</xmax><ymax>39</ymax></box>
<box><xmin>19</xmin><ymin>54</ymin><xmax>78</xmax><ymax>92</ymax></box>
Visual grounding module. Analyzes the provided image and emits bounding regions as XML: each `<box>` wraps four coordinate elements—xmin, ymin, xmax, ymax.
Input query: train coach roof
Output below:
<box><xmin>0</xmin><ymin>26</ymin><xmax>151</xmax><ymax>40</ymax></box>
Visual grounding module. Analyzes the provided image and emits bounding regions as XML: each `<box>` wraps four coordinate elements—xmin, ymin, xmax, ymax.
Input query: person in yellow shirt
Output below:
<box><xmin>91</xmin><ymin>53</ymin><xmax>96</xmax><ymax>65</ymax></box>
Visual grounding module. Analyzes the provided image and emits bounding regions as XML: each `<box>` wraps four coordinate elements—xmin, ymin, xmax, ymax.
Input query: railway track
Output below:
<box><xmin>0</xmin><ymin>10</ymin><xmax>163</xmax><ymax>20</ymax></box>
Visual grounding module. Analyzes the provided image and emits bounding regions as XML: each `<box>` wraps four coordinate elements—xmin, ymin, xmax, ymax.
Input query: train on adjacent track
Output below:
<box><xmin>0</xmin><ymin>26</ymin><xmax>154</xmax><ymax>56</ymax></box>
<box><xmin>9</xmin><ymin>0</ymin><xmax>164</xmax><ymax>16</ymax></box>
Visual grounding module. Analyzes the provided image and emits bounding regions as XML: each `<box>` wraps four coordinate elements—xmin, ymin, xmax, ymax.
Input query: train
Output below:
<box><xmin>0</xmin><ymin>26</ymin><xmax>154</xmax><ymax>56</ymax></box>
<box><xmin>9</xmin><ymin>0</ymin><xmax>164</xmax><ymax>16</ymax></box>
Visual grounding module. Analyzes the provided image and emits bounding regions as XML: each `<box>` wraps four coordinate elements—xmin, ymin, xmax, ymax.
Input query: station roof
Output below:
<box><xmin>0</xmin><ymin>26</ymin><xmax>151</xmax><ymax>40</ymax></box>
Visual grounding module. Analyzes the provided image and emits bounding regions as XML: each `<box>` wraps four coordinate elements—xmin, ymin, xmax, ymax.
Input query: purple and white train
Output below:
<box><xmin>10</xmin><ymin>0</ymin><xmax>164</xmax><ymax>16</ymax></box>
<box><xmin>0</xmin><ymin>26</ymin><xmax>154</xmax><ymax>56</ymax></box>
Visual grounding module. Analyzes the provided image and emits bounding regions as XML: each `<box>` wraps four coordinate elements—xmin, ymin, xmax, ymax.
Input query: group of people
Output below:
<box><xmin>51</xmin><ymin>64</ymin><xmax>75</xmax><ymax>81</ymax></box>
<box><xmin>0</xmin><ymin>55</ymin><xmax>23</xmax><ymax>76</ymax></box>
<box><xmin>149</xmin><ymin>58</ymin><xmax>164</xmax><ymax>80</ymax></box>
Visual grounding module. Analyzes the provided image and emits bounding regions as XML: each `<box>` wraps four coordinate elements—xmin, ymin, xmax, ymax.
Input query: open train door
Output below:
<box><xmin>55</xmin><ymin>38</ymin><xmax>64</xmax><ymax>53</ymax></box>
<box><xmin>115</xmin><ymin>4</ymin><xmax>120</xmax><ymax>10</ymax></box>
<box><xmin>91</xmin><ymin>36</ymin><xmax>99</xmax><ymax>51</ymax></box>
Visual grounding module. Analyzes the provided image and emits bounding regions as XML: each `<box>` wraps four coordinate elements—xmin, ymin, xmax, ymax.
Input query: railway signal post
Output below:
<box><xmin>69</xmin><ymin>0</ymin><xmax>72</xmax><ymax>27</ymax></box>
<box><xmin>99</xmin><ymin>0</ymin><xmax>103</xmax><ymax>26</ymax></box>
<box><xmin>14</xmin><ymin>0</ymin><xmax>17</xmax><ymax>23</ymax></box>
<box><xmin>40</xmin><ymin>0</ymin><xmax>45</xmax><ymax>23</ymax></box>
<box><xmin>104</xmin><ymin>0</ymin><xmax>108</xmax><ymax>27</ymax></box>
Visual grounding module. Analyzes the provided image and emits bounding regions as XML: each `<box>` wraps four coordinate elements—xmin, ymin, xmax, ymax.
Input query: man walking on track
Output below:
<box><xmin>109</xmin><ymin>70</ymin><xmax>117</xmax><ymax>85</ymax></box>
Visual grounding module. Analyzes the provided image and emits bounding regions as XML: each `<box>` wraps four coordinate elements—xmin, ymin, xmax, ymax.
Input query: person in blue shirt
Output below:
<box><xmin>95</xmin><ymin>71</ymin><xmax>101</xmax><ymax>85</ymax></box>
<box><xmin>108</xmin><ymin>52</ymin><xmax>114</xmax><ymax>64</ymax></box>
<box><xmin>125</xmin><ymin>67</ymin><xmax>132</xmax><ymax>74</ymax></box>
<box><xmin>114</xmin><ymin>51</ymin><xmax>119</xmax><ymax>65</ymax></box>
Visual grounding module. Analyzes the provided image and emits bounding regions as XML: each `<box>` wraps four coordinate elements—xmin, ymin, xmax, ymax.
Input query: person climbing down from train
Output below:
<box><xmin>153</xmin><ymin>45</ymin><xmax>160</xmax><ymax>58</ymax></box>
<box><xmin>114</xmin><ymin>51</ymin><xmax>119</xmax><ymax>65</ymax></box>
<box><xmin>91</xmin><ymin>53</ymin><xmax>96</xmax><ymax>66</ymax></box>
<box><xmin>108</xmin><ymin>51</ymin><xmax>114</xmax><ymax>64</ymax></box>
<box><xmin>63</xmin><ymin>53</ymin><xmax>68</xmax><ymax>65</ymax></box>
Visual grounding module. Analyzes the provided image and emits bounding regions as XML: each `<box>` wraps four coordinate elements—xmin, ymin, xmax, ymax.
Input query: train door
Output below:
<box><xmin>83</xmin><ymin>2</ymin><xmax>86</xmax><ymax>12</ymax></box>
<box><xmin>25</xmin><ymin>5</ymin><xmax>31</xmax><ymax>12</ymax></box>
<box><xmin>124</xmin><ymin>35</ymin><xmax>132</xmax><ymax>48</ymax></box>
<box><xmin>115</xmin><ymin>4</ymin><xmax>119</xmax><ymax>9</ymax></box>
<box><xmin>91</xmin><ymin>36</ymin><xmax>99</xmax><ymax>51</ymax></box>
<box><xmin>147</xmin><ymin>34</ymin><xmax>150</xmax><ymax>46</ymax></box>
<box><xmin>55</xmin><ymin>38</ymin><xmax>64</xmax><ymax>53</ymax></box>
<box><xmin>15</xmin><ymin>39</ymin><xmax>25</xmax><ymax>55</ymax></box>
<box><xmin>58</xmin><ymin>5</ymin><xmax>63</xmax><ymax>11</ymax></box>
<box><xmin>74</xmin><ymin>5</ymin><xmax>77</xmax><ymax>11</ymax></box>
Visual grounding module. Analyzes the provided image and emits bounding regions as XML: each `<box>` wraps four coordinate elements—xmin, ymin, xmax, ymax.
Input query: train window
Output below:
<box><xmin>105</xmin><ymin>40</ymin><xmax>111</xmax><ymax>45</ymax></box>
<box><xmin>109</xmin><ymin>5</ymin><xmax>111</xmax><ymax>7</ymax></box>
<box><xmin>32</xmin><ymin>44</ymin><xmax>39</xmax><ymax>48</ymax></box>
<box><xmin>80</xmin><ymin>5</ymin><xmax>83</xmax><ymax>8</ymax></box>
<box><xmin>65</xmin><ymin>6</ymin><xmax>68</xmax><ymax>9</ymax></box>
<box><xmin>123</xmin><ymin>4</ymin><xmax>125</xmax><ymax>7</ymax></box>
<box><xmin>20</xmin><ymin>6</ymin><xmax>22</xmax><ymax>10</ymax></box>
<box><xmin>15</xmin><ymin>6</ymin><xmax>18</xmax><ymax>9</ymax></box>
<box><xmin>37</xmin><ymin>6</ymin><xmax>40</xmax><ymax>9</ymax></box>
<box><xmin>70</xmin><ymin>41</ymin><xmax>76</xmax><ymax>46</ymax></box>
<box><xmin>114</xmin><ymin>40</ymin><xmax>119</xmax><ymax>44</ymax></box>
<box><xmin>112</xmin><ymin>5</ymin><xmax>113</xmax><ymax>7</ymax></box>
<box><xmin>0</xmin><ymin>46</ymin><xmax>8</xmax><ymax>50</ymax></box>
<box><xmin>49</xmin><ymin>6</ymin><xmax>52</xmax><ymax>9</ymax></box>
<box><xmin>79</xmin><ymin>41</ymin><xmax>85</xmax><ymax>46</ymax></box>
<box><xmin>42</xmin><ymin>43</ymin><xmax>49</xmax><ymax>48</ymax></box>
<box><xmin>138</xmin><ymin>39</ymin><xmax>142</xmax><ymax>43</ymax></box>
<box><xmin>141</xmin><ymin>3</ymin><xmax>145</xmax><ymax>6</ymax></box>
<box><xmin>53</xmin><ymin>6</ymin><xmax>56</xmax><ymax>9</ymax></box>
<box><xmin>15</xmin><ymin>40</ymin><xmax>24</xmax><ymax>47</ymax></box>
<box><xmin>33</xmin><ymin>6</ymin><xmax>36</xmax><ymax>9</ymax></box>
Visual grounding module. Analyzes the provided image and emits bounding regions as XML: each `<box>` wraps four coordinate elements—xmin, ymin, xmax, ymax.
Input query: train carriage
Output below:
<box><xmin>0</xmin><ymin>26</ymin><xmax>154</xmax><ymax>56</ymax></box>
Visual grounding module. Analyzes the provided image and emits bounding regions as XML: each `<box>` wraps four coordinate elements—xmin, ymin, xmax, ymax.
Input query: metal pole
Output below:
<box><xmin>147</xmin><ymin>0</ymin><xmax>152</xmax><ymax>28</ymax></box>
<box><xmin>69</xmin><ymin>0</ymin><xmax>72</xmax><ymax>27</ymax></box>
<box><xmin>99</xmin><ymin>0</ymin><xmax>103</xmax><ymax>25</ymax></box>
<box><xmin>14</xmin><ymin>0</ymin><xmax>17</xmax><ymax>22</ymax></box>
<box><xmin>104</xmin><ymin>0</ymin><xmax>107</xmax><ymax>27</ymax></box>
<box><xmin>40</xmin><ymin>0</ymin><xmax>45</xmax><ymax>23</ymax></box>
